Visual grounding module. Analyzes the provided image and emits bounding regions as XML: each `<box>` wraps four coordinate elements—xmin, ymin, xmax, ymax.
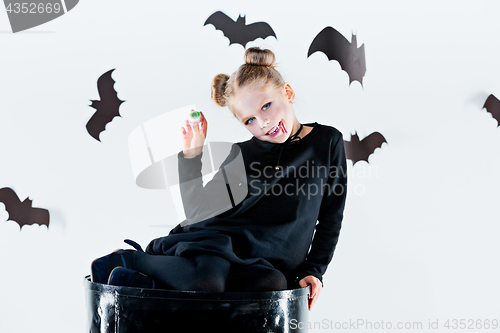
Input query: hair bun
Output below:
<box><xmin>244</xmin><ymin>47</ymin><xmax>276</xmax><ymax>67</ymax></box>
<box><xmin>211</xmin><ymin>73</ymin><xmax>230</xmax><ymax>107</ymax></box>
<box><xmin>211</xmin><ymin>47</ymin><xmax>284</xmax><ymax>109</ymax></box>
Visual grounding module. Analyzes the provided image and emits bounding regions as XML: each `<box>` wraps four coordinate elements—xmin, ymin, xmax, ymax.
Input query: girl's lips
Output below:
<box><xmin>266</xmin><ymin>121</ymin><xmax>281</xmax><ymax>136</ymax></box>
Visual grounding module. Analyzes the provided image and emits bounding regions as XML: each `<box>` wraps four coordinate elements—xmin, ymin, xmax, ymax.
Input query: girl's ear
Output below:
<box><xmin>283</xmin><ymin>83</ymin><xmax>295</xmax><ymax>104</ymax></box>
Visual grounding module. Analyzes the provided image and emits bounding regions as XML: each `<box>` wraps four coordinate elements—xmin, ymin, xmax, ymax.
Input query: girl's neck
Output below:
<box><xmin>289</xmin><ymin>118</ymin><xmax>312</xmax><ymax>140</ymax></box>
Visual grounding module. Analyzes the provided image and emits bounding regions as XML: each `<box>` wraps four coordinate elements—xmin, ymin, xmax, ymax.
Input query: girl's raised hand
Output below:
<box><xmin>181</xmin><ymin>111</ymin><xmax>207</xmax><ymax>159</ymax></box>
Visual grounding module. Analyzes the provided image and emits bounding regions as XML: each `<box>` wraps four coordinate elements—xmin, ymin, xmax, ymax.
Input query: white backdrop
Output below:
<box><xmin>1</xmin><ymin>1</ymin><xmax>499</xmax><ymax>332</ymax></box>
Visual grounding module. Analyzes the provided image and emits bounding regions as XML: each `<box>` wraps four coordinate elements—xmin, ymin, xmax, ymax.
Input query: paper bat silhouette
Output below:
<box><xmin>483</xmin><ymin>94</ymin><xmax>500</xmax><ymax>127</ymax></box>
<box><xmin>0</xmin><ymin>187</ymin><xmax>49</xmax><ymax>228</ymax></box>
<box><xmin>308</xmin><ymin>27</ymin><xmax>366</xmax><ymax>86</ymax></box>
<box><xmin>204</xmin><ymin>11</ymin><xmax>277</xmax><ymax>47</ymax></box>
<box><xmin>344</xmin><ymin>132</ymin><xmax>387</xmax><ymax>165</ymax></box>
<box><xmin>87</xmin><ymin>69</ymin><xmax>124</xmax><ymax>141</ymax></box>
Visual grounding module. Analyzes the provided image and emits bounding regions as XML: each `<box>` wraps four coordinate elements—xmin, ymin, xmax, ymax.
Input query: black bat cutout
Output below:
<box><xmin>308</xmin><ymin>27</ymin><xmax>366</xmax><ymax>86</ymax></box>
<box><xmin>0</xmin><ymin>187</ymin><xmax>50</xmax><ymax>229</ymax></box>
<box><xmin>87</xmin><ymin>69</ymin><xmax>125</xmax><ymax>141</ymax></box>
<box><xmin>344</xmin><ymin>132</ymin><xmax>387</xmax><ymax>165</ymax></box>
<box><xmin>204</xmin><ymin>11</ymin><xmax>277</xmax><ymax>48</ymax></box>
<box><xmin>483</xmin><ymin>94</ymin><xmax>500</xmax><ymax>127</ymax></box>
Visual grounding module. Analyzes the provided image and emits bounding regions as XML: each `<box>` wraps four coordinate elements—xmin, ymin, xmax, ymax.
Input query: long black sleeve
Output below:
<box><xmin>293</xmin><ymin>134</ymin><xmax>347</xmax><ymax>283</ymax></box>
<box><xmin>177</xmin><ymin>144</ymin><xmax>248</xmax><ymax>226</ymax></box>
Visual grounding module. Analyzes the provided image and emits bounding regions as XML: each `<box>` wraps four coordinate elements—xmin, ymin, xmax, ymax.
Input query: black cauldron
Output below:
<box><xmin>84</xmin><ymin>275</ymin><xmax>310</xmax><ymax>332</ymax></box>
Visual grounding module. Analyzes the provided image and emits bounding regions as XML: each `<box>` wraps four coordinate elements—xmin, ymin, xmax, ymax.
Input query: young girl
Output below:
<box><xmin>91</xmin><ymin>47</ymin><xmax>347</xmax><ymax>310</ymax></box>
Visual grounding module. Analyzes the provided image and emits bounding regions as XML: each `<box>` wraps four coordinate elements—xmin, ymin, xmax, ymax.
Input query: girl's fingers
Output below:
<box><xmin>191</xmin><ymin>122</ymin><xmax>205</xmax><ymax>141</ymax></box>
<box><xmin>191</xmin><ymin>121</ymin><xmax>199</xmax><ymax>132</ymax></box>
<box><xmin>298</xmin><ymin>275</ymin><xmax>322</xmax><ymax>310</ymax></box>
<box><xmin>309</xmin><ymin>282</ymin><xmax>322</xmax><ymax>310</ymax></box>
<box><xmin>310</xmin><ymin>295</ymin><xmax>317</xmax><ymax>310</ymax></box>
<box><xmin>190</xmin><ymin>124</ymin><xmax>200</xmax><ymax>141</ymax></box>
<box><xmin>181</xmin><ymin>124</ymin><xmax>193</xmax><ymax>139</ymax></box>
<box><xmin>181</xmin><ymin>114</ymin><xmax>206</xmax><ymax>156</ymax></box>
<box><xmin>200</xmin><ymin>111</ymin><xmax>207</xmax><ymax>126</ymax></box>
<box><xmin>199</xmin><ymin>112</ymin><xmax>208</xmax><ymax>137</ymax></box>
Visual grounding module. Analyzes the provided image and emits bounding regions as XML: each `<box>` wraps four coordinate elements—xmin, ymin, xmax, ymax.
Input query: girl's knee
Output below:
<box><xmin>258</xmin><ymin>269</ymin><xmax>288</xmax><ymax>291</ymax></box>
<box><xmin>230</xmin><ymin>265</ymin><xmax>288</xmax><ymax>291</ymax></box>
<box><xmin>188</xmin><ymin>277</ymin><xmax>226</xmax><ymax>292</ymax></box>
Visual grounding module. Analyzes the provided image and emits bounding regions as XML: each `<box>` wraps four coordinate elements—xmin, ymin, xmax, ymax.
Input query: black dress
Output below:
<box><xmin>145</xmin><ymin>122</ymin><xmax>347</xmax><ymax>286</ymax></box>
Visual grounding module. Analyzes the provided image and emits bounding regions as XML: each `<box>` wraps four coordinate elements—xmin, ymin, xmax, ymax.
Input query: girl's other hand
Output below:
<box><xmin>181</xmin><ymin>111</ymin><xmax>207</xmax><ymax>158</ymax></box>
<box><xmin>299</xmin><ymin>275</ymin><xmax>323</xmax><ymax>311</ymax></box>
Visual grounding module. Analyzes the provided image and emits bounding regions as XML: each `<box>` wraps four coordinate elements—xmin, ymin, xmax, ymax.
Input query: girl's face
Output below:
<box><xmin>231</xmin><ymin>83</ymin><xmax>297</xmax><ymax>143</ymax></box>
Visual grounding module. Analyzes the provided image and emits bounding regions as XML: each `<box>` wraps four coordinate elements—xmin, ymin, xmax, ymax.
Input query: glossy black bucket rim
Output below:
<box><xmin>83</xmin><ymin>275</ymin><xmax>310</xmax><ymax>301</ymax></box>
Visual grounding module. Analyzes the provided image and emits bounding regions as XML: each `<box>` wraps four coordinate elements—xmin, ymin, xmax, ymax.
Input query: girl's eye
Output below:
<box><xmin>245</xmin><ymin>117</ymin><xmax>255</xmax><ymax>125</ymax></box>
<box><xmin>262</xmin><ymin>103</ymin><xmax>271</xmax><ymax>111</ymax></box>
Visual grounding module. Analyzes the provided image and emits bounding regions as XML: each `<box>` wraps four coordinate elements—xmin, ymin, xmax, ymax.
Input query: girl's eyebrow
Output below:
<box><xmin>240</xmin><ymin>100</ymin><xmax>269</xmax><ymax>123</ymax></box>
<box><xmin>236</xmin><ymin>107</ymin><xmax>257</xmax><ymax>122</ymax></box>
<box><xmin>233</xmin><ymin>93</ymin><xmax>270</xmax><ymax>122</ymax></box>
<box><xmin>235</xmin><ymin>111</ymin><xmax>250</xmax><ymax>124</ymax></box>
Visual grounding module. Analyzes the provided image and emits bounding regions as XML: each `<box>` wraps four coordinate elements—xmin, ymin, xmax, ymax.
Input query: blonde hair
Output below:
<box><xmin>211</xmin><ymin>47</ymin><xmax>285</xmax><ymax>109</ymax></box>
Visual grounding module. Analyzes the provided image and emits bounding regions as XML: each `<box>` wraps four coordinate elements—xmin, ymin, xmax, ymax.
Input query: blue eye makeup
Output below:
<box><xmin>245</xmin><ymin>117</ymin><xmax>255</xmax><ymax>125</ymax></box>
<box><xmin>244</xmin><ymin>102</ymin><xmax>271</xmax><ymax>125</ymax></box>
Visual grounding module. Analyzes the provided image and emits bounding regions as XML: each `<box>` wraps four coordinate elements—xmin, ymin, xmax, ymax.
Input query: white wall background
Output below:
<box><xmin>1</xmin><ymin>0</ymin><xmax>499</xmax><ymax>332</ymax></box>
